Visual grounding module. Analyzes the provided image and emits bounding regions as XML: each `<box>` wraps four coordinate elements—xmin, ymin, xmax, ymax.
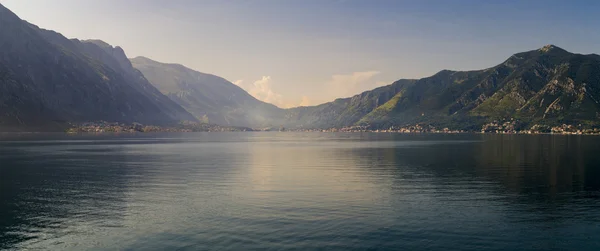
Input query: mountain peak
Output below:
<box><xmin>131</xmin><ymin>56</ymin><xmax>156</xmax><ymax>63</ymax></box>
<box><xmin>131</xmin><ymin>56</ymin><xmax>196</xmax><ymax>73</ymax></box>
<box><xmin>539</xmin><ymin>44</ymin><xmax>566</xmax><ymax>53</ymax></box>
<box><xmin>83</xmin><ymin>39</ymin><xmax>113</xmax><ymax>49</ymax></box>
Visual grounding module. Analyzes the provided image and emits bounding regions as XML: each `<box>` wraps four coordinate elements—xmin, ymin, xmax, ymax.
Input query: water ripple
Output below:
<box><xmin>1</xmin><ymin>133</ymin><xmax>600</xmax><ymax>250</ymax></box>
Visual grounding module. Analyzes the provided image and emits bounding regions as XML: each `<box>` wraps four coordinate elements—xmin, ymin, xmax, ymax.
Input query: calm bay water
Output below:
<box><xmin>1</xmin><ymin>132</ymin><xmax>599</xmax><ymax>250</ymax></box>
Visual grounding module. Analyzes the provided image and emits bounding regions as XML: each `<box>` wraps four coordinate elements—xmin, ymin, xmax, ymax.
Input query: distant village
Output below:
<box><xmin>276</xmin><ymin>119</ymin><xmax>600</xmax><ymax>135</ymax></box>
<box><xmin>478</xmin><ymin>119</ymin><xmax>600</xmax><ymax>135</ymax></box>
<box><xmin>68</xmin><ymin>120</ymin><xmax>600</xmax><ymax>135</ymax></box>
<box><xmin>66</xmin><ymin>121</ymin><xmax>253</xmax><ymax>133</ymax></box>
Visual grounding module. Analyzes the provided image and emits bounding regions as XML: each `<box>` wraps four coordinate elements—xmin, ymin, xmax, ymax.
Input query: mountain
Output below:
<box><xmin>0</xmin><ymin>4</ymin><xmax>196</xmax><ymax>131</ymax></box>
<box><xmin>278</xmin><ymin>45</ymin><xmax>600</xmax><ymax>130</ymax></box>
<box><xmin>283</xmin><ymin>79</ymin><xmax>416</xmax><ymax>128</ymax></box>
<box><xmin>131</xmin><ymin>44</ymin><xmax>600</xmax><ymax>131</ymax></box>
<box><xmin>356</xmin><ymin>45</ymin><xmax>600</xmax><ymax>129</ymax></box>
<box><xmin>130</xmin><ymin>56</ymin><xmax>283</xmax><ymax>127</ymax></box>
<box><xmin>3</xmin><ymin>1</ymin><xmax>598</xmax><ymax>131</ymax></box>
<box><xmin>130</xmin><ymin>54</ymin><xmax>419</xmax><ymax>129</ymax></box>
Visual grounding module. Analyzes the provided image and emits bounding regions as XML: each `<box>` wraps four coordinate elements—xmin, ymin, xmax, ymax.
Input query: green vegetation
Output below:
<box><xmin>2</xmin><ymin>0</ymin><xmax>600</xmax><ymax>133</ymax></box>
<box><xmin>288</xmin><ymin>45</ymin><xmax>600</xmax><ymax>131</ymax></box>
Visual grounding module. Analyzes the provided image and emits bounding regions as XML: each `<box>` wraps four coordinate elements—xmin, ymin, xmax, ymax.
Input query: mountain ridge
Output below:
<box><xmin>0</xmin><ymin>3</ymin><xmax>196</xmax><ymax>131</ymax></box>
<box><xmin>129</xmin><ymin>44</ymin><xmax>600</xmax><ymax>131</ymax></box>
<box><xmin>130</xmin><ymin>56</ymin><xmax>283</xmax><ymax>127</ymax></box>
<box><xmin>2</xmin><ymin>1</ymin><xmax>600</xmax><ymax>131</ymax></box>
<box><xmin>353</xmin><ymin>44</ymin><xmax>600</xmax><ymax>129</ymax></box>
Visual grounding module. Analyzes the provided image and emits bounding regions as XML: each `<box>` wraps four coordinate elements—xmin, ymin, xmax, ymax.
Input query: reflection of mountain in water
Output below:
<box><xmin>338</xmin><ymin>134</ymin><xmax>600</xmax><ymax>220</ymax></box>
<box><xmin>475</xmin><ymin>135</ymin><xmax>600</xmax><ymax>193</ymax></box>
<box><xmin>0</xmin><ymin>141</ymin><xmax>132</xmax><ymax>249</ymax></box>
<box><xmin>1</xmin><ymin>133</ymin><xmax>600</xmax><ymax>250</ymax></box>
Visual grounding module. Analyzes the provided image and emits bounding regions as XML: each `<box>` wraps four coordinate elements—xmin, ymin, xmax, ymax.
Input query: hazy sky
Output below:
<box><xmin>2</xmin><ymin>0</ymin><xmax>599</xmax><ymax>107</ymax></box>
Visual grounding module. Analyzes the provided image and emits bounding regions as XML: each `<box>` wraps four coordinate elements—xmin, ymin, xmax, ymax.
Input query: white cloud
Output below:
<box><xmin>237</xmin><ymin>76</ymin><xmax>288</xmax><ymax>108</ymax></box>
<box><xmin>234</xmin><ymin>72</ymin><xmax>389</xmax><ymax>108</ymax></box>
<box><xmin>326</xmin><ymin>71</ymin><xmax>382</xmax><ymax>97</ymax></box>
<box><xmin>251</xmin><ymin>76</ymin><xmax>284</xmax><ymax>105</ymax></box>
<box><xmin>298</xmin><ymin>96</ymin><xmax>312</xmax><ymax>107</ymax></box>
<box><xmin>233</xmin><ymin>79</ymin><xmax>244</xmax><ymax>86</ymax></box>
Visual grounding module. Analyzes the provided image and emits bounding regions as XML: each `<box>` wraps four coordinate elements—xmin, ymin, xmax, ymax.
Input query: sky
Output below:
<box><xmin>1</xmin><ymin>0</ymin><xmax>599</xmax><ymax>108</ymax></box>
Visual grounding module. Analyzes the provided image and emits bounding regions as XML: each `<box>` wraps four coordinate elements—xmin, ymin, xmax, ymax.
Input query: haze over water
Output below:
<box><xmin>1</xmin><ymin>133</ymin><xmax>599</xmax><ymax>250</ymax></box>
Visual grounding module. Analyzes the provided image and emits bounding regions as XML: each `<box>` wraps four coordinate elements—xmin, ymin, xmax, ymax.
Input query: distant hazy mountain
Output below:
<box><xmin>130</xmin><ymin>55</ymin><xmax>418</xmax><ymax>129</ymax></box>
<box><xmin>130</xmin><ymin>56</ymin><xmax>282</xmax><ymax>127</ymax></box>
<box><xmin>276</xmin><ymin>45</ymin><xmax>600</xmax><ymax>130</ymax></box>
<box><xmin>131</xmin><ymin>45</ymin><xmax>600</xmax><ymax>130</ymax></box>
<box><xmin>283</xmin><ymin>80</ymin><xmax>416</xmax><ymax>128</ymax></box>
<box><xmin>0</xmin><ymin>4</ymin><xmax>196</xmax><ymax>131</ymax></box>
<box><xmin>2</xmin><ymin>3</ymin><xmax>598</xmax><ymax>131</ymax></box>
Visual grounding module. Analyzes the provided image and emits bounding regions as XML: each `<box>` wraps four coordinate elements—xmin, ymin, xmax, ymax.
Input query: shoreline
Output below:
<box><xmin>0</xmin><ymin>131</ymin><xmax>597</xmax><ymax>136</ymax></box>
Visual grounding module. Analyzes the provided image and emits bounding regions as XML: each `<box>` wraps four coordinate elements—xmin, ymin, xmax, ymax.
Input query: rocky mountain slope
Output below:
<box><xmin>282</xmin><ymin>79</ymin><xmax>416</xmax><ymax>128</ymax></box>
<box><xmin>130</xmin><ymin>55</ymin><xmax>420</xmax><ymax>129</ymax></box>
<box><xmin>130</xmin><ymin>56</ymin><xmax>282</xmax><ymax>127</ymax></box>
<box><xmin>0</xmin><ymin>4</ymin><xmax>196</xmax><ymax>131</ymax></box>
<box><xmin>273</xmin><ymin>45</ymin><xmax>600</xmax><ymax>130</ymax></box>
<box><xmin>131</xmin><ymin>44</ymin><xmax>600</xmax><ymax>130</ymax></box>
<box><xmin>2</xmin><ymin>3</ymin><xmax>599</xmax><ymax>131</ymax></box>
<box><xmin>356</xmin><ymin>45</ymin><xmax>600</xmax><ymax>129</ymax></box>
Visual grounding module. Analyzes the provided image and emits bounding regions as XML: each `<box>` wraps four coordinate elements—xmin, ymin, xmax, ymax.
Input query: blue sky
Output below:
<box><xmin>2</xmin><ymin>0</ymin><xmax>599</xmax><ymax>107</ymax></box>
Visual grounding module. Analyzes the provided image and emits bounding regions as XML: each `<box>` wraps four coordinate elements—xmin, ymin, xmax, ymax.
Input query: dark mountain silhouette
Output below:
<box><xmin>0</xmin><ymin>4</ymin><xmax>196</xmax><ymax>131</ymax></box>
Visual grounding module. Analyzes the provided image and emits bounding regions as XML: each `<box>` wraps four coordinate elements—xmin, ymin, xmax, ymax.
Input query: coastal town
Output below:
<box><xmin>66</xmin><ymin>121</ymin><xmax>254</xmax><ymax>133</ymax></box>
<box><xmin>478</xmin><ymin>119</ymin><xmax>600</xmax><ymax>135</ymax></box>
<box><xmin>319</xmin><ymin>123</ymin><xmax>600</xmax><ymax>135</ymax></box>
<box><xmin>67</xmin><ymin>120</ymin><xmax>600</xmax><ymax>135</ymax></box>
